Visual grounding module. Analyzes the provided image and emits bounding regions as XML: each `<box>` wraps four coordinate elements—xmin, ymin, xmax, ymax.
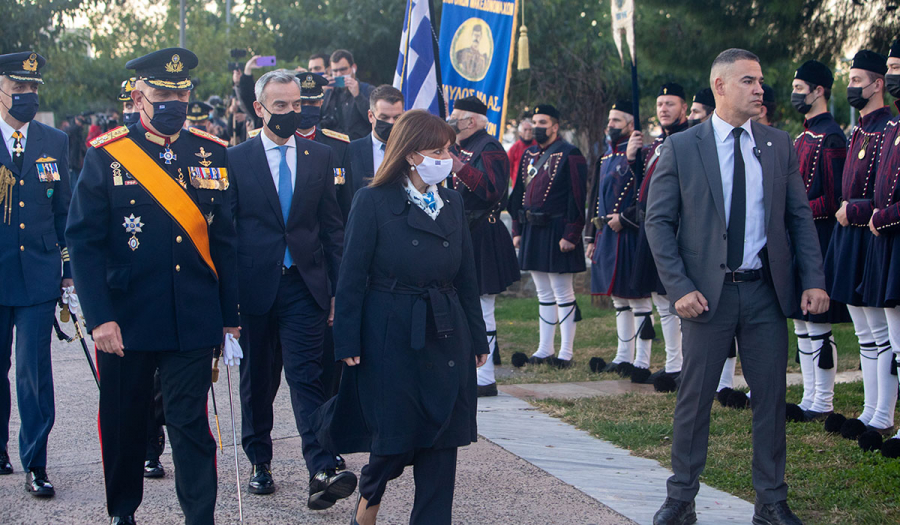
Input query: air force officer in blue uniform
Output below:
<box><xmin>0</xmin><ymin>51</ymin><xmax>71</xmax><ymax>498</ymax></box>
<box><xmin>227</xmin><ymin>69</ymin><xmax>356</xmax><ymax>508</ymax></box>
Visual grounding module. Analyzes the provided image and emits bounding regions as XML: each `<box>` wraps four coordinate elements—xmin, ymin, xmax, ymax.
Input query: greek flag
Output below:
<box><xmin>394</xmin><ymin>0</ymin><xmax>444</xmax><ymax>117</ymax></box>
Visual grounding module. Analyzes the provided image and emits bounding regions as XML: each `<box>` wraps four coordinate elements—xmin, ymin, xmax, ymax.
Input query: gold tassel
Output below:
<box><xmin>517</xmin><ymin>25</ymin><xmax>530</xmax><ymax>71</ymax></box>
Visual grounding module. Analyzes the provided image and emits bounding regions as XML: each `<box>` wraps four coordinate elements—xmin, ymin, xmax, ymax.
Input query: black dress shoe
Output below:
<box><xmin>653</xmin><ymin>497</ymin><xmax>696</xmax><ymax>525</ymax></box>
<box><xmin>477</xmin><ymin>383</ymin><xmax>499</xmax><ymax>397</ymax></box>
<box><xmin>0</xmin><ymin>449</ymin><xmax>12</xmax><ymax>475</ymax></box>
<box><xmin>25</xmin><ymin>467</ymin><xmax>55</xmax><ymax>498</ymax></box>
<box><xmin>752</xmin><ymin>500</ymin><xmax>803</xmax><ymax>525</ymax></box>
<box><xmin>110</xmin><ymin>516</ymin><xmax>136</xmax><ymax>525</ymax></box>
<box><xmin>248</xmin><ymin>463</ymin><xmax>276</xmax><ymax>494</ymax></box>
<box><xmin>308</xmin><ymin>469</ymin><xmax>358</xmax><ymax>510</ymax></box>
<box><xmin>335</xmin><ymin>454</ymin><xmax>347</xmax><ymax>472</ymax></box>
<box><xmin>143</xmin><ymin>458</ymin><xmax>165</xmax><ymax>478</ymax></box>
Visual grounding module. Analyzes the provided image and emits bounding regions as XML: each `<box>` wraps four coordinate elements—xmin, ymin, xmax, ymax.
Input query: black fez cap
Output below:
<box><xmin>794</xmin><ymin>60</ymin><xmax>833</xmax><ymax>89</ymax></box>
<box><xmin>0</xmin><ymin>52</ymin><xmax>46</xmax><ymax>84</ymax></box>
<box><xmin>692</xmin><ymin>88</ymin><xmax>715</xmax><ymax>108</ymax></box>
<box><xmin>891</xmin><ymin>39</ymin><xmax>900</xmax><ymax>59</ymax></box>
<box><xmin>533</xmin><ymin>103</ymin><xmax>560</xmax><ymax>120</ymax></box>
<box><xmin>762</xmin><ymin>84</ymin><xmax>775</xmax><ymax>103</ymax></box>
<box><xmin>186</xmin><ymin>101</ymin><xmax>213</xmax><ymax>121</ymax></box>
<box><xmin>126</xmin><ymin>48</ymin><xmax>198</xmax><ymax>91</ymax></box>
<box><xmin>454</xmin><ymin>96</ymin><xmax>488</xmax><ymax>115</ymax></box>
<box><xmin>851</xmin><ymin>50</ymin><xmax>888</xmax><ymax>76</ymax></box>
<box><xmin>610</xmin><ymin>100</ymin><xmax>633</xmax><ymax>116</ymax></box>
<box><xmin>658</xmin><ymin>82</ymin><xmax>685</xmax><ymax>100</ymax></box>
<box><xmin>118</xmin><ymin>77</ymin><xmax>136</xmax><ymax>102</ymax></box>
<box><xmin>297</xmin><ymin>72</ymin><xmax>328</xmax><ymax>100</ymax></box>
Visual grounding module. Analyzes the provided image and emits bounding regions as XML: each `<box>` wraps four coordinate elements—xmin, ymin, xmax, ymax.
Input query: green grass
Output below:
<box><xmin>494</xmin><ymin>294</ymin><xmax>862</xmax><ymax>385</ymax></box>
<box><xmin>533</xmin><ymin>382</ymin><xmax>900</xmax><ymax>525</ymax></box>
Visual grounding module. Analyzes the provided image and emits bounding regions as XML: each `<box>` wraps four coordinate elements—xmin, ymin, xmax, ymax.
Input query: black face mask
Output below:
<box><xmin>533</xmin><ymin>126</ymin><xmax>550</xmax><ymax>144</ymax></box>
<box><xmin>1</xmin><ymin>91</ymin><xmax>39</xmax><ymax>123</ymax></box>
<box><xmin>607</xmin><ymin>127</ymin><xmax>625</xmax><ymax>144</ymax></box>
<box><xmin>374</xmin><ymin>119</ymin><xmax>394</xmax><ymax>142</ymax></box>
<box><xmin>123</xmin><ymin>112</ymin><xmax>139</xmax><ymax>125</ymax></box>
<box><xmin>140</xmin><ymin>94</ymin><xmax>188</xmax><ymax>136</ymax></box>
<box><xmin>687</xmin><ymin>118</ymin><xmax>702</xmax><ymax>128</ymax></box>
<box><xmin>886</xmin><ymin>74</ymin><xmax>900</xmax><ymax>99</ymax></box>
<box><xmin>847</xmin><ymin>81</ymin><xmax>875</xmax><ymax>111</ymax></box>
<box><xmin>264</xmin><ymin>107</ymin><xmax>300</xmax><ymax>139</ymax></box>
<box><xmin>791</xmin><ymin>92</ymin><xmax>815</xmax><ymax>115</ymax></box>
<box><xmin>297</xmin><ymin>105</ymin><xmax>321</xmax><ymax>130</ymax></box>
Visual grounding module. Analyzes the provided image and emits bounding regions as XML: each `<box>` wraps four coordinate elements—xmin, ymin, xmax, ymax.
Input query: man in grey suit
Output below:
<box><xmin>645</xmin><ymin>49</ymin><xmax>830</xmax><ymax>525</ymax></box>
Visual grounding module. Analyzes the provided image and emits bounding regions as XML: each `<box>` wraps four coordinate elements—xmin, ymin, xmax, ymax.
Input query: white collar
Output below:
<box><xmin>260</xmin><ymin>129</ymin><xmax>295</xmax><ymax>152</ymax></box>
<box><xmin>0</xmin><ymin>117</ymin><xmax>29</xmax><ymax>142</ymax></box>
<box><xmin>711</xmin><ymin>111</ymin><xmax>754</xmax><ymax>144</ymax></box>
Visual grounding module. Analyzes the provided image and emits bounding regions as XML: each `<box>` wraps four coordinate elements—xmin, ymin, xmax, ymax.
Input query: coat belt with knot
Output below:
<box><xmin>367</xmin><ymin>277</ymin><xmax>456</xmax><ymax>350</ymax></box>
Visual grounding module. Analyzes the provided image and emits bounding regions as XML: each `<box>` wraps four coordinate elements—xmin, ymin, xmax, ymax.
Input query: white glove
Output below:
<box><xmin>223</xmin><ymin>333</ymin><xmax>243</xmax><ymax>367</ymax></box>
<box><xmin>61</xmin><ymin>286</ymin><xmax>81</xmax><ymax>317</ymax></box>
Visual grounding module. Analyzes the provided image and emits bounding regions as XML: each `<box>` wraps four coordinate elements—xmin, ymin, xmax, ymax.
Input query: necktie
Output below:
<box><xmin>277</xmin><ymin>145</ymin><xmax>293</xmax><ymax>268</ymax></box>
<box><xmin>727</xmin><ymin>127</ymin><xmax>746</xmax><ymax>271</ymax></box>
<box><xmin>380</xmin><ymin>142</ymin><xmax>385</xmax><ymax>152</ymax></box>
<box><xmin>11</xmin><ymin>131</ymin><xmax>23</xmax><ymax>170</ymax></box>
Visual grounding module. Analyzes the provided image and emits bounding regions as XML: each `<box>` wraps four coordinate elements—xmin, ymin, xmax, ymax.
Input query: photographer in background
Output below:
<box><xmin>320</xmin><ymin>49</ymin><xmax>374</xmax><ymax>140</ymax></box>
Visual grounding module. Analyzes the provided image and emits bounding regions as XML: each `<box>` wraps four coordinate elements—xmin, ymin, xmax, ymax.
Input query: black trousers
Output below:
<box><xmin>359</xmin><ymin>447</ymin><xmax>458</xmax><ymax>525</ymax></box>
<box><xmin>239</xmin><ymin>271</ymin><xmax>335</xmax><ymax>477</ymax></box>
<box><xmin>667</xmin><ymin>279</ymin><xmax>788</xmax><ymax>504</ymax></box>
<box><xmin>98</xmin><ymin>347</ymin><xmax>216</xmax><ymax>524</ymax></box>
<box><xmin>145</xmin><ymin>369</ymin><xmax>166</xmax><ymax>461</ymax></box>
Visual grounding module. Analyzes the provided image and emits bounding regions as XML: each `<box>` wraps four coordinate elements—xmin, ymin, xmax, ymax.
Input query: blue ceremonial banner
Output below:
<box><xmin>439</xmin><ymin>0</ymin><xmax>518</xmax><ymax>138</ymax></box>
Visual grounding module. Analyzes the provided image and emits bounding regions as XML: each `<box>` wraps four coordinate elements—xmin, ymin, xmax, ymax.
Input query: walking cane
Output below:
<box><xmin>210</xmin><ymin>348</ymin><xmax>224</xmax><ymax>454</ymax></box>
<box><xmin>225</xmin><ymin>356</ymin><xmax>244</xmax><ymax>522</ymax></box>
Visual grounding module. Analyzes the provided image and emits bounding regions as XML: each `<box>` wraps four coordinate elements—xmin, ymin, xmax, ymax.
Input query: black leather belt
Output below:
<box><xmin>724</xmin><ymin>269</ymin><xmax>761</xmax><ymax>283</ymax></box>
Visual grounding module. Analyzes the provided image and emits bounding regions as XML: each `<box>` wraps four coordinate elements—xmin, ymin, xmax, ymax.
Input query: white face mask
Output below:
<box><xmin>414</xmin><ymin>152</ymin><xmax>453</xmax><ymax>185</ymax></box>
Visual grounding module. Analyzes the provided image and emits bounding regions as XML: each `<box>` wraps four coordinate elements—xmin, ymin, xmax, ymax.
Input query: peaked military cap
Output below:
<box><xmin>118</xmin><ymin>77</ymin><xmax>137</xmax><ymax>102</ymax></box>
<box><xmin>186</xmin><ymin>101</ymin><xmax>212</xmax><ymax>121</ymax></box>
<box><xmin>297</xmin><ymin>72</ymin><xmax>328</xmax><ymax>100</ymax></box>
<box><xmin>850</xmin><ymin>50</ymin><xmax>888</xmax><ymax>76</ymax></box>
<box><xmin>658</xmin><ymin>82</ymin><xmax>685</xmax><ymax>100</ymax></box>
<box><xmin>533</xmin><ymin>104</ymin><xmax>560</xmax><ymax>120</ymax></box>
<box><xmin>126</xmin><ymin>48</ymin><xmax>198</xmax><ymax>91</ymax></box>
<box><xmin>692</xmin><ymin>88</ymin><xmax>715</xmax><ymax>108</ymax></box>
<box><xmin>610</xmin><ymin>100</ymin><xmax>633</xmax><ymax>115</ymax></box>
<box><xmin>794</xmin><ymin>60</ymin><xmax>834</xmax><ymax>89</ymax></box>
<box><xmin>0</xmin><ymin>52</ymin><xmax>46</xmax><ymax>84</ymax></box>
<box><xmin>454</xmin><ymin>96</ymin><xmax>488</xmax><ymax>115</ymax></box>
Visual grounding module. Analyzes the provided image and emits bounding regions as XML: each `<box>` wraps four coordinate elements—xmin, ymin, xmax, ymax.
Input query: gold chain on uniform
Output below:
<box><xmin>0</xmin><ymin>166</ymin><xmax>16</xmax><ymax>225</ymax></box>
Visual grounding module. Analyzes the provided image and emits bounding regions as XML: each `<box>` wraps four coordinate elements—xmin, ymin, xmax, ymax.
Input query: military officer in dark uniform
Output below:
<box><xmin>861</xmin><ymin>40</ymin><xmax>900</xmax><ymax>443</ymax></box>
<box><xmin>789</xmin><ymin>60</ymin><xmax>850</xmax><ymax>421</ymax></box>
<box><xmin>586</xmin><ymin>101</ymin><xmax>653</xmax><ymax>380</ymax></box>
<box><xmin>447</xmin><ymin>96</ymin><xmax>519</xmax><ymax>396</ymax></box>
<box><xmin>120</xmin><ymin>77</ymin><xmax>139</xmax><ymax>126</ymax></box>
<box><xmin>623</xmin><ymin>83</ymin><xmax>689</xmax><ymax>384</ymax></box>
<box><xmin>185</xmin><ymin>101</ymin><xmax>213</xmax><ymax>132</ymax></box>
<box><xmin>66</xmin><ymin>48</ymin><xmax>240</xmax><ymax>525</ymax></box>
<box><xmin>508</xmin><ymin>104</ymin><xmax>587</xmax><ymax>368</ymax></box>
<box><xmin>0</xmin><ymin>51</ymin><xmax>71</xmax><ymax>498</ymax></box>
<box><xmin>824</xmin><ymin>50</ymin><xmax>895</xmax><ymax>434</ymax></box>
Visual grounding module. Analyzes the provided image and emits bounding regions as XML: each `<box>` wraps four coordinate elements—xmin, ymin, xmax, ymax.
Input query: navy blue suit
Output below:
<box><xmin>0</xmin><ymin>120</ymin><xmax>70</xmax><ymax>470</ymax></box>
<box><xmin>348</xmin><ymin>132</ymin><xmax>376</xmax><ymax>195</ymax></box>
<box><xmin>228</xmin><ymin>133</ymin><xmax>343</xmax><ymax>476</ymax></box>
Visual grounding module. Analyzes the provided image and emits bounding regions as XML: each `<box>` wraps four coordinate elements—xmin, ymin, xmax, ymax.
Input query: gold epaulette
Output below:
<box><xmin>188</xmin><ymin>127</ymin><xmax>229</xmax><ymax>147</ymax></box>
<box><xmin>247</xmin><ymin>128</ymin><xmax>262</xmax><ymax>139</ymax></box>
<box><xmin>90</xmin><ymin>126</ymin><xmax>129</xmax><ymax>149</ymax></box>
<box><xmin>321</xmin><ymin>128</ymin><xmax>350</xmax><ymax>143</ymax></box>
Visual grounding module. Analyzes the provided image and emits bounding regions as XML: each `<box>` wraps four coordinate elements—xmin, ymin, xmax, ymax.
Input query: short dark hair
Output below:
<box><xmin>801</xmin><ymin>81</ymin><xmax>832</xmax><ymax>101</ymax></box>
<box><xmin>698</xmin><ymin>103</ymin><xmax>714</xmax><ymax>116</ymax></box>
<box><xmin>711</xmin><ymin>48</ymin><xmax>760</xmax><ymax>69</ymax></box>
<box><xmin>761</xmin><ymin>100</ymin><xmax>777</xmax><ymax>123</ymax></box>
<box><xmin>369</xmin><ymin>84</ymin><xmax>403</xmax><ymax>110</ymax></box>
<box><xmin>330</xmin><ymin>49</ymin><xmax>354</xmax><ymax>66</ymax></box>
<box><xmin>308</xmin><ymin>53</ymin><xmax>329</xmax><ymax>65</ymax></box>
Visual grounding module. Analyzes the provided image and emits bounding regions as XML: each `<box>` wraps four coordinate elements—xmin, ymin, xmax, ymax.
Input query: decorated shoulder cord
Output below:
<box><xmin>877</xmin><ymin>121</ymin><xmax>900</xmax><ymax>231</ymax></box>
<box><xmin>521</xmin><ymin>151</ymin><xmax>564</xmax><ymax>208</ymax></box>
<box><xmin>594</xmin><ymin>151</ymin><xmax>633</xmax><ymax>217</ymax></box>
<box><xmin>850</xmin><ymin>125</ymin><xmax>883</xmax><ymax>201</ymax></box>
<box><xmin>794</xmin><ymin>131</ymin><xmax>826</xmax><ymax>218</ymax></box>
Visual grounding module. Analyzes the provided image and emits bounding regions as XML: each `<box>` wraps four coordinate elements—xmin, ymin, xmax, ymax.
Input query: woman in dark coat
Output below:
<box><xmin>311</xmin><ymin>110</ymin><xmax>489</xmax><ymax>525</ymax></box>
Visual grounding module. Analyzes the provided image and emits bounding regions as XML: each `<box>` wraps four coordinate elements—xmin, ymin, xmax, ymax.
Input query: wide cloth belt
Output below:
<box><xmin>368</xmin><ymin>277</ymin><xmax>456</xmax><ymax>350</ymax></box>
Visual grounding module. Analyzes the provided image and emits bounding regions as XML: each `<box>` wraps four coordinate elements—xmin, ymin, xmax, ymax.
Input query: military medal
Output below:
<box><xmin>111</xmin><ymin>161</ymin><xmax>124</xmax><ymax>186</ymax></box>
<box><xmin>334</xmin><ymin>168</ymin><xmax>346</xmax><ymax>185</ymax></box>
<box><xmin>160</xmin><ymin>146</ymin><xmax>177</xmax><ymax>165</ymax></box>
<box><xmin>894</xmin><ymin>134</ymin><xmax>899</xmax><ymax>147</ymax></box>
<box><xmin>122</xmin><ymin>213</ymin><xmax>144</xmax><ymax>251</ymax></box>
<box><xmin>177</xmin><ymin>168</ymin><xmax>187</xmax><ymax>189</ymax></box>
<box><xmin>859</xmin><ymin>136</ymin><xmax>869</xmax><ymax>160</ymax></box>
<box><xmin>205</xmin><ymin>212</ymin><xmax>214</xmax><ymax>225</ymax></box>
<box><xmin>195</xmin><ymin>147</ymin><xmax>213</xmax><ymax>167</ymax></box>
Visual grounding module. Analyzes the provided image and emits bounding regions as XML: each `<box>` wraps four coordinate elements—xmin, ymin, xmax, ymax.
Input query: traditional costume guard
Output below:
<box><xmin>508</xmin><ymin>104</ymin><xmax>587</xmax><ymax>367</ymax></box>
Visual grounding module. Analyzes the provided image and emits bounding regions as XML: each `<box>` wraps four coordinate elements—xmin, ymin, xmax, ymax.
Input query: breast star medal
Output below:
<box><xmin>195</xmin><ymin>147</ymin><xmax>213</xmax><ymax>167</ymax></box>
<box><xmin>160</xmin><ymin>147</ymin><xmax>177</xmax><ymax>165</ymax></box>
<box><xmin>123</xmin><ymin>214</ymin><xmax>144</xmax><ymax>251</ymax></box>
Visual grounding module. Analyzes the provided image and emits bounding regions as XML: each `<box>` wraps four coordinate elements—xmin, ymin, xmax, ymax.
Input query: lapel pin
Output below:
<box><xmin>766</xmin><ymin>141</ymin><xmax>772</xmax><ymax>147</ymax></box>
<box><xmin>304</xmin><ymin>150</ymin><xmax>309</xmax><ymax>156</ymax></box>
